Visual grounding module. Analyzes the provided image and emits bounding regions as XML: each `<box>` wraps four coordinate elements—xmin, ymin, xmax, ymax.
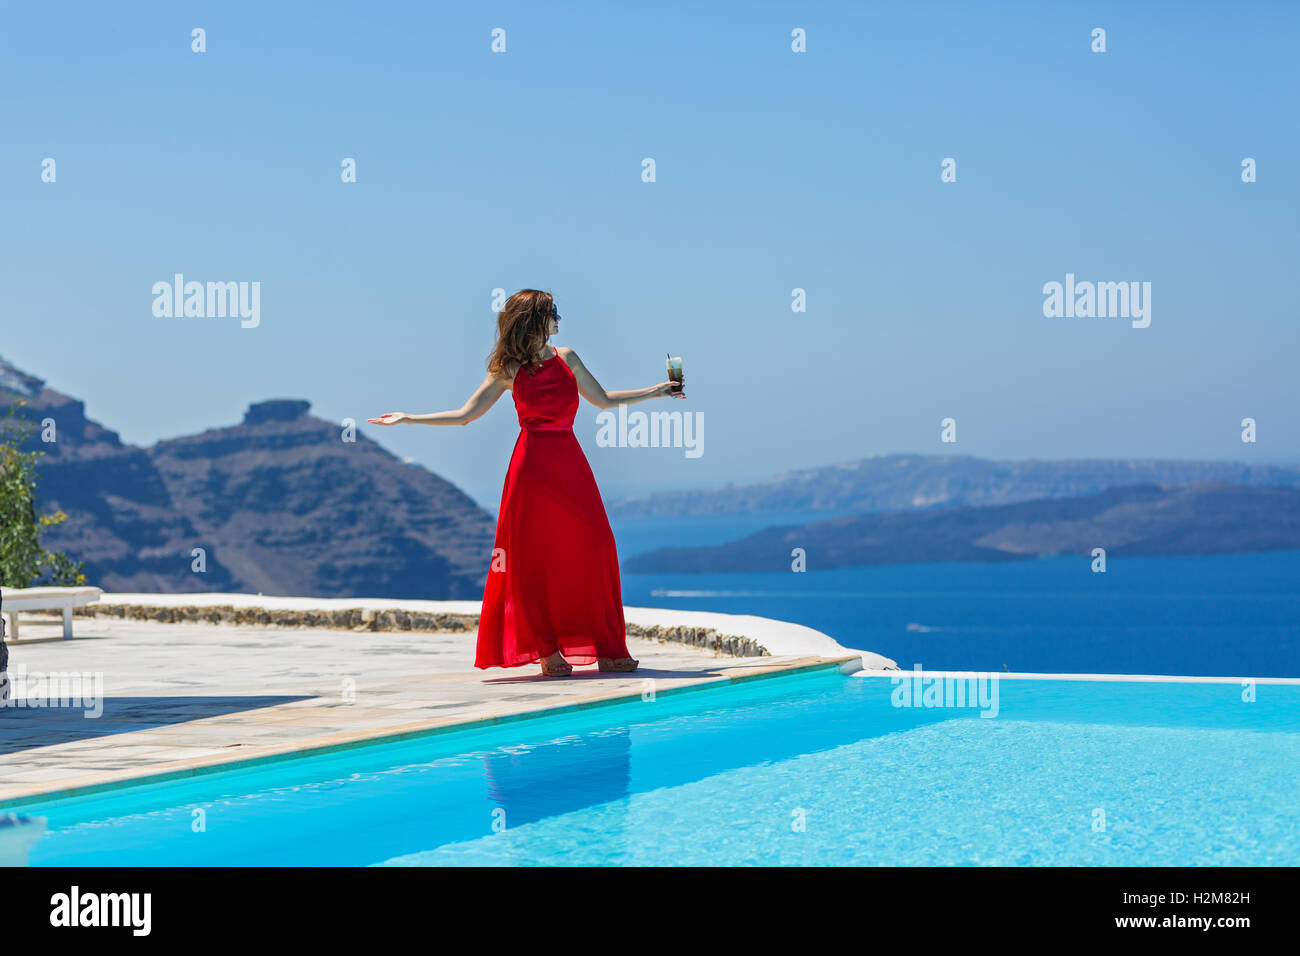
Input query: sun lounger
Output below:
<box><xmin>0</xmin><ymin>586</ymin><xmax>103</xmax><ymax>641</ymax></box>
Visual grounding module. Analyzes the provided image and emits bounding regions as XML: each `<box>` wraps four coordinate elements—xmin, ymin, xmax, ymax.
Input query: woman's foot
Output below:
<box><xmin>597</xmin><ymin>657</ymin><xmax>639</xmax><ymax>673</ymax></box>
<box><xmin>539</xmin><ymin>651</ymin><xmax>573</xmax><ymax>677</ymax></box>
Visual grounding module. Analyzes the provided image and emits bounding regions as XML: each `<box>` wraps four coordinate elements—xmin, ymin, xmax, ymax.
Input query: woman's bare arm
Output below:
<box><xmin>368</xmin><ymin>373</ymin><xmax>510</xmax><ymax>427</ymax></box>
<box><xmin>561</xmin><ymin>347</ymin><xmax>684</xmax><ymax>410</ymax></box>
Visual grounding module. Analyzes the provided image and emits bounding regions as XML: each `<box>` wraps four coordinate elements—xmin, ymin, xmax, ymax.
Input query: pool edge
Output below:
<box><xmin>0</xmin><ymin>654</ymin><xmax>861</xmax><ymax>811</ymax></box>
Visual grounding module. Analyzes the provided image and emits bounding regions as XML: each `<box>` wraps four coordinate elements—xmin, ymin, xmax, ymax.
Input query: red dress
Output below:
<box><xmin>475</xmin><ymin>350</ymin><xmax>632</xmax><ymax>668</ymax></box>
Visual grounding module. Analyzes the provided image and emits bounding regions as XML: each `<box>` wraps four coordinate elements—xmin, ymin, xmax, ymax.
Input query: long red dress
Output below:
<box><xmin>475</xmin><ymin>349</ymin><xmax>632</xmax><ymax>668</ymax></box>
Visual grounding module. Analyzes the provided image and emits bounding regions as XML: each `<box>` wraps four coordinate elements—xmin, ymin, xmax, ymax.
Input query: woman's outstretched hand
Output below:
<box><xmin>367</xmin><ymin>412</ymin><xmax>409</xmax><ymax>425</ymax></box>
<box><xmin>655</xmin><ymin>380</ymin><xmax>686</xmax><ymax>399</ymax></box>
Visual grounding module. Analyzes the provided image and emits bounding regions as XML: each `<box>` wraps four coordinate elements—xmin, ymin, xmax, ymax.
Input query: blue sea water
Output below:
<box><xmin>610</xmin><ymin>515</ymin><xmax>1300</xmax><ymax>678</ymax></box>
<box><xmin>14</xmin><ymin>670</ymin><xmax>1300</xmax><ymax>866</ymax></box>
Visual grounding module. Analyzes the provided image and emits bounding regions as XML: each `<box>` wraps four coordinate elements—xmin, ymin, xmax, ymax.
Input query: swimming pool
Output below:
<box><xmin>10</xmin><ymin>668</ymin><xmax>1300</xmax><ymax>866</ymax></box>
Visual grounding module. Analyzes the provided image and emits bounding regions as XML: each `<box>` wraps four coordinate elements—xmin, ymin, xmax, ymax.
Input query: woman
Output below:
<box><xmin>369</xmin><ymin>290</ymin><xmax>685</xmax><ymax>677</ymax></box>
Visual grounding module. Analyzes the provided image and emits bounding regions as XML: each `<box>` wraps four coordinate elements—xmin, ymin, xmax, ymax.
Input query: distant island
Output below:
<box><xmin>622</xmin><ymin>483</ymin><xmax>1300</xmax><ymax>573</ymax></box>
<box><xmin>0</xmin><ymin>357</ymin><xmax>493</xmax><ymax>598</ymax></box>
<box><xmin>609</xmin><ymin>453</ymin><xmax>1300</xmax><ymax>519</ymax></box>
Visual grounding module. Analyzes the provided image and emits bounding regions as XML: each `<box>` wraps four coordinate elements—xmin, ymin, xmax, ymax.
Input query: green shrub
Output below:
<box><xmin>0</xmin><ymin>400</ymin><xmax>86</xmax><ymax>588</ymax></box>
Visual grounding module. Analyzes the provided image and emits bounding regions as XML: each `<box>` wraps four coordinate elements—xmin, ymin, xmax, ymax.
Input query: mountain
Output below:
<box><xmin>608</xmin><ymin>453</ymin><xmax>1300</xmax><ymax>519</ymax></box>
<box><xmin>622</xmin><ymin>483</ymin><xmax>1300</xmax><ymax>573</ymax></box>
<box><xmin>0</xmin><ymin>357</ymin><xmax>494</xmax><ymax>597</ymax></box>
<box><xmin>0</xmin><ymin>357</ymin><xmax>222</xmax><ymax>591</ymax></box>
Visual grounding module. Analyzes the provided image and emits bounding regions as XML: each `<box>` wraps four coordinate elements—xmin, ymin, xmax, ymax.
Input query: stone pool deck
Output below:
<box><xmin>0</xmin><ymin>614</ymin><xmax>862</xmax><ymax>807</ymax></box>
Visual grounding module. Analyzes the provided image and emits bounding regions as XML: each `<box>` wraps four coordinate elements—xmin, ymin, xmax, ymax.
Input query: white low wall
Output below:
<box><xmin>92</xmin><ymin>593</ymin><xmax>899</xmax><ymax>670</ymax></box>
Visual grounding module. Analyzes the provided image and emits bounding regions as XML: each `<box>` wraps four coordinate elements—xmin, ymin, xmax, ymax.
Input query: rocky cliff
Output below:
<box><xmin>0</xmin><ymin>357</ymin><xmax>494</xmax><ymax>597</ymax></box>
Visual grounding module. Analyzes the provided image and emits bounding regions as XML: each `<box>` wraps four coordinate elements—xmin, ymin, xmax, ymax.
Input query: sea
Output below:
<box><xmin>610</xmin><ymin>511</ymin><xmax>1300</xmax><ymax>679</ymax></box>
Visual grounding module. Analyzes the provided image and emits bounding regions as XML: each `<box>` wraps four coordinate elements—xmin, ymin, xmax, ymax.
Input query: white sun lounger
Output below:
<box><xmin>0</xmin><ymin>586</ymin><xmax>103</xmax><ymax>641</ymax></box>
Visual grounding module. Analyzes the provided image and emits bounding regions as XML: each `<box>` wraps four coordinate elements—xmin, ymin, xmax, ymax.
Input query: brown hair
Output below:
<box><xmin>487</xmin><ymin>289</ymin><xmax>555</xmax><ymax>379</ymax></box>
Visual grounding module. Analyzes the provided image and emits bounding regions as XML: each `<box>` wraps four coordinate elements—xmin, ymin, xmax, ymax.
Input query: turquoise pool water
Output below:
<box><xmin>11</xmin><ymin>669</ymin><xmax>1300</xmax><ymax>866</ymax></box>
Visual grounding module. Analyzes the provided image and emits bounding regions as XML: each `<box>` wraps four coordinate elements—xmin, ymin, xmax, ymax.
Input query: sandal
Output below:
<box><xmin>597</xmin><ymin>657</ymin><xmax>639</xmax><ymax>673</ymax></box>
<box><xmin>539</xmin><ymin>651</ymin><xmax>573</xmax><ymax>677</ymax></box>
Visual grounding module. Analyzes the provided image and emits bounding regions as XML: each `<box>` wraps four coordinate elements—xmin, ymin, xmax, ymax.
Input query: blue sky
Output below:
<box><xmin>2</xmin><ymin>1</ymin><xmax>1297</xmax><ymax>507</ymax></box>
